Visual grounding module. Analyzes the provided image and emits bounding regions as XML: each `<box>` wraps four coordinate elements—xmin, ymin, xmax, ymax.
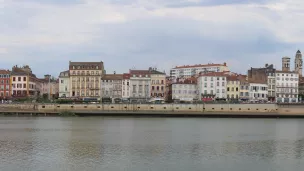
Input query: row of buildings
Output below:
<box><xmin>168</xmin><ymin>50</ymin><xmax>303</xmax><ymax>103</ymax></box>
<box><xmin>0</xmin><ymin>50</ymin><xmax>303</xmax><ymax>103</ymax></box>
<box><xmin>58</xmin><ymin>61</ymin><xmax>167</xmax><ymax>102</ymax></box>
<box><xmin>0</xmin><ymin>65</ymin><xmax>58</xmax><ymax>100</ymax></box>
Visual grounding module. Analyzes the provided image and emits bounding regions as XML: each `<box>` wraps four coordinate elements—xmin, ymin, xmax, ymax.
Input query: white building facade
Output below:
<box><xmin>170</xmin><ymin>63</ymin><xmax>229</xmax><ymax>78</ymax></box>
<box><xmin>198</xmin><ymin>72</ymin><xmax>227</xmax><ymax>100</ymax></box>
<box><xmin>249</xmin><ymin>83</ymin><xmax>268</xmax><ymax>101</ymax></box>
<box><xmin>59</xmin><ymin>71</ymin><xmax>70</xmax><ymax>98</ymax></box>
<box><xmin>275</xmin><ymin>71</ymin><xmax>299</xmax><ymax>103</ymax></box>
<box><xmin>122</xmin><ymin>74</ymin><xmax>131</xmax><ymax>100</ymax></box>
<box><xmin>129</xmin><ymin>70</ymin><xmax>151</xmax><ymax>102</ymax></box>
<box><xmin>101</xmin><ymin>74</ymin><xmax>123</xmax><ymax>101</ymax></box>
<box><xmin>171</xmin><ymin>83</ymin><xmax>198</xmax><ymax>102</ymax></box>
<box><xmin>267</xmin><ymin>72</ymin><xmax>276</xmax><ymax>101</ymax></box>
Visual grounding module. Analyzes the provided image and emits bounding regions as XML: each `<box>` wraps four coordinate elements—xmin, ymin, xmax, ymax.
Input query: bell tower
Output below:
<box><xmin>295</xmin><ymin>50</ymin><xmax>303</xmax><ymax>76</ymax></box>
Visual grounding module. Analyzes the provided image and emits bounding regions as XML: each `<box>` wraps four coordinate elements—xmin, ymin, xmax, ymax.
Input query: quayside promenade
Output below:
<box><xmin>0</xmin><ymin>103</ymin><xmax>304</xmax><ymax>117</ymax></box>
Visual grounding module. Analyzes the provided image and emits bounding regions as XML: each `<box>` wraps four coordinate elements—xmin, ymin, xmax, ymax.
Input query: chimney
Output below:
<box><xmin>114</xmin><ymin>71</ymin><xmax>116</xmax><ymax>75</ymax></box>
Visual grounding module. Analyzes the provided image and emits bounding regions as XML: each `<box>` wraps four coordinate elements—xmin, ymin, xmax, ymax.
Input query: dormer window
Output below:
<box><xmin>73</xmin><ymin>66</ymin><xmax>75</xmax><ymax>69</ymax></box>
<box><xmin>96</xmin><ymin>66</ymin><xmax>99</xmax><ymax>69</ymax></box>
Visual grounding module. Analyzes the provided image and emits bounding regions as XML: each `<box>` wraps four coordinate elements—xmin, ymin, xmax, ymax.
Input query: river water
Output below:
<box><xmin>1</xmin><ymin>117</ymin><xmax>304</xmax><ymax>171</ymax></box>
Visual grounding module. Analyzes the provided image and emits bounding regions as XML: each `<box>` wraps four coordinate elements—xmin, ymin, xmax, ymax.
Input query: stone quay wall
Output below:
<box><xmin>1</xmin><ymin>103</ymin><xmax>304</xmax><ymax>115</ymax></box>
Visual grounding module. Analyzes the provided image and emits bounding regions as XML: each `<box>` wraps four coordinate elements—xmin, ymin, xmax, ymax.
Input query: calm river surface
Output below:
<box><xmin>1</xmin><ymin>117</ymin><xmax>304</xmax><ymax>171</ymax></box>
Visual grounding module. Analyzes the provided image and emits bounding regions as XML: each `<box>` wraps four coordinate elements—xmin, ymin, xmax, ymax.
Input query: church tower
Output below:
<box><xmin>295</xmin><ymin>50</ymin><xmax>303</xmax><ymax>76</ymax></box>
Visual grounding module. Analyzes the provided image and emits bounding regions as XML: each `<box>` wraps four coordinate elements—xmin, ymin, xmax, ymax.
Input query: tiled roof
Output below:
<box><xmin>102</xmin><ymin>74</ymin><xmax>123</xmax><ymax>80</ymax></box>
<box><xmin>69</xmin><ymin>61</ymin><xmax>104</xmax><ymax>70</ymax></box>
<box><xmin>173</xmin><ymin>63</ymin><xmax>227</xmax><ymax>69</ymax></box>
<box><xmin>0</xmin><ymin>70</ymin><xmax>10</xmax><ymax>74</ymax></box>
<box><xmin>123</xmin><ymin>73</ymin><xmax>131</xmax><ymax>79</ymax></box>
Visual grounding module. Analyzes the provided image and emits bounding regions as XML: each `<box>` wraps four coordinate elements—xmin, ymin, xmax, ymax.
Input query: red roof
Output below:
<box><xmin>123</xmin><ymin>73</ymin><xmax>131</xmax><ymax>79</ymax></box>
<box><xmin>173</xmin><ymin>63</ymin><xmax>227</xmax><ymax>69</ymax></box>
<box><xmin>0</xmin><ymin>70</ymin><xmax>10</xmax><ymax>74</ymax></box>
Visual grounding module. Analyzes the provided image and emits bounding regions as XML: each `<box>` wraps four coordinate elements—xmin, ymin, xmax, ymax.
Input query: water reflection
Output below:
<box><xmin>1</xmin><ymin>117</ymin><xmax>304</xmax><ymax>171</ymax></box>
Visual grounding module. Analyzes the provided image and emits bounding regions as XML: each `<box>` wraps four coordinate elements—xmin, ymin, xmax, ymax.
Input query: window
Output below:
<box><xmin>161</xmin><ymin>80</ymin><xmax>164</xmax><ymax>84</ymax></box>
<box><xmin>217</xmin><ymin>89</ymin><xmax>219</xmax><ymax>93</ymax></box>
<box><xmin>23</xmin><ymin>84</ymin><xmax>26</xmax><ymax>88</ymax></box>
<box><xmin>232</xmin><ymin>87</ymin><xmax>234</xmax><ymax>91</ymax></box>
<box><xmin>18</xmin><ymin>77</ymin><xmax>21</xmax><ymax>81</ymax></box>
<box><xmin>152</xmin><ymin>86</ymin><xmax>155</xmax><ymax>90</ymax></box>
<box><xmin>211</xmin><ymin>90</ymin><xmax>214</xmax><ymax>94</ymax></box>
<box><xmin>204</xmin><ymin>77</ymin><xmax>207</xmax><ymax>81</ymax></box>
<box><xmin>13</xmin><ymin>77</ymin><xmax>15</xmax><ymax>81</ymax></box>
<box><xmin>23</xmin><ymin>77</ymin><xmax>26</xmax><ymax>81</ymax></box>
<box><xmin>222</xmin><ymin>82</ymin><xmax>225</xmax><ymax>86</ymax></box>
<box><xmin>236</xmin><ymin>87</ymin><xmax>238</xmax><ymax>91</ymax></box>
<box><xmin>217</xmin><ymin>82</ymin><xmax>219</xmax><ymax>86</ymax></box>
<box><xmin>204</xmin><ymin>83</ymin><xmax>207</xmax><ymax>88</ymax></box>
<box><xmin>61</xmin><ymin>80</ymin><xmax>64</xmax><ymax>84</ymax></box>
<box><xmin>222</xmin><ymin>89</ymin><xmax>225</xmax><ymax>93</ymax></box>
<box><xmin>217</xmin><ymin>77</ymin><xmax>219</xmax><ymax>80</ymax></box>
<box><xmin>227</xmin><ymin>87</ymin><xmax>230</xmax><ymax>91</ymax></box>
<box><xmin>211</xmin><ymin>83</ymin><xmax>214</xmax><ymax>88</ymax></box>
<box><xmin>211</xmin><ymin>77</ymin><xmax>213</xmax><ymax>81</ymax></box>
<box><xmin>204</xmin><ymin>90</ymin><xmax>207</xmax><ymax>94</ymax></box>
<box><xmin>222</xmin><ymin>77</ymin><xmax>225</xmax><ymax>81</ymax></box>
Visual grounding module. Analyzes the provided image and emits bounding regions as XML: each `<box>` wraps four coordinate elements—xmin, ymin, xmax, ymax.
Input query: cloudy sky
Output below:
<box><xmin>0</xmin><ymin>0</ymin><xmax>303</xmax><ymax>77</ymax></box>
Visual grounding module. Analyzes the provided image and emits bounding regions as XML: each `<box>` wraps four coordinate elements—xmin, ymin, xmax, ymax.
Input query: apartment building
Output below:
<box><xmin>101</xmin><ymin>74</ymin><xmax>123</xmax><ymax>101</ymax></box>
<box><xmin>198</xmin><ymin>72</ymin><xmax>228</xmax><ymax>101</ymax></box>
<box><xmin>129</xmin><ymin>70</ymin><xmax>151</xmax><ymax>102</ymax></box>
<box><xmin>122</xmin><ymin>73</ymin><xmax>131</xmax><ymax>100</ymax></box>
<box><xmin>239</xmin><ymin>78</ymin><xmax>250</xmax><ymax>101</ymax></box>
<box><xmin>11</xmin><ymin>65</ymin><xmax>39</xmax><ymax>97</ymax></box>
<box><xmin>69</xmin><ymin>61</ymin><xmax>104</xmax><ymax>99</ymax></box>
<box><xmin>249</xmin><ymin>82</ymin><xmax>268</xmax><ymax>102</ymax></box>
<box><xmin>170</xmin><ymin>78</ymin><xmax>198</xmax><ymax>102</ymax></box>
<box><xmin>0</xmin><ymin>70</ymin><xmax>11</xmax><ymax>99</ymax></box>
<box><xmin>170</xmin><ymin>63</ymin><xmax>229</xmax><ymax>78</ymax></box>
<box><xmin>59</xmin><ymin>71</ymin><xmax>70</xmax><ymax>98</ymax></box>
<box><xmin>275</xmin><ymin>71</ymin><xmax>299</xmax><ymax>103</ymax></box>
<box><xmin>150</xmin><ymin>68</ymin><xmax>166</xmax><ymax>100</ymax></box>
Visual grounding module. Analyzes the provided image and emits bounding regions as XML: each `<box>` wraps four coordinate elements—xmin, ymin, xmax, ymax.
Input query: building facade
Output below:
<box><xmin>198</xmin><ymin>72</ymin><xmax>227</xmax><ymax>100</ymax></box>
<box><xmin>240</xmin><ymin>79</ymin><xmax>250</xmax><ymax>101</ymax></box>
<box><xmin>129</xmin><ymin>70</ymin><xmax>151</xmax><ymax>102</ymax></box>
<box><xmin>122</xmin><ymin>73</ymin><xmax>131</xmax><ymax>100</ymax></box>
<box><xmin>59</xmin><ymin>71</ymin><xmax>70</xmax><ymax>98</ymax></box>
<box><xmin>0</xmin><ymin>70</ymin><xmax>11</xmax><ymax>99</ymax></box>
<box><xmin>249</xmin><ymin>83</ymin><xmax>268</xmax><ymax>102</ymax></box>
<box><xmin>275</xmin><ymin>71</ymin><xmax>299</xmax><ymax>103</ymax></box>
<box><xmin>267</xmin><ymin>72</ymin><xmax>276</xmax><ymax>101</ymax></box>
<box><xmin>69</xmin><ymin>61</ymin><xmax>104</xmax><ymax>99</ymax></box>
<box><xmin>11</xmin><ymin>65</ymin><xmax>39</xmax><ymax>97</ymax></box>
<box><xmin>226</xmin><ymin>75</ymin><xmax>240</xmax><ymax>100</ymax></box>
<box><xmin>150</xmin><ymin>68</ymin><xmax>166</xmax><ymax>101</ymax></box>
<box><xmin>101</xmin><ymin>74</ymin><xmax>123</xmax><ymax>101</ymax></box>
<box><xmin>170</xmin><ymin>63</ymin><xmax>229</xmax><ymax>78</ymax></box>
<box><xmin>170</xmin><ymin>80</ymin><xmax>198</xmax><ymax>102</ymax></box>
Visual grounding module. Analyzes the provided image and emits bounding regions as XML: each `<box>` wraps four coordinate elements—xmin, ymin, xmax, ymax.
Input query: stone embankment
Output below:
<box><xmin>0</xmin><ymin>103</ymin><xmax>303</xmax><ymax>117</ymax></box>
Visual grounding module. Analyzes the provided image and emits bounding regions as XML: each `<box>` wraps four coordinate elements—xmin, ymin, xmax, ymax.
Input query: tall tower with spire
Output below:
<box><xmin>295</xmin><ymin>50</ymin><xmax>303</xmax><ymax>76</ymax></box>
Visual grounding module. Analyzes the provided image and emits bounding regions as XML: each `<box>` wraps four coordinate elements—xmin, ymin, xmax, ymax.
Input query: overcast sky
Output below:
<box><xmin>0</xmin><ymin>0</ymin><xmax>303</xmax><ymax>77</ymax></box>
